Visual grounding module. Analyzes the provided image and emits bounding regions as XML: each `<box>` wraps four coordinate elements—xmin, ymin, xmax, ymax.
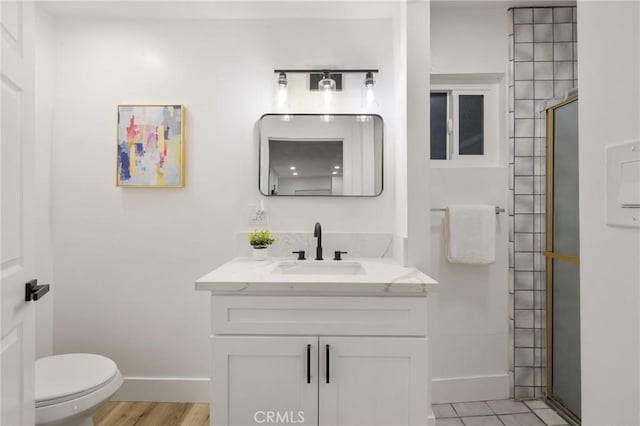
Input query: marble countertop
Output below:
<box><xmin>195</xmin><ymin>257</ymin><xmax>438</xmax><ymax>296</ymax></box>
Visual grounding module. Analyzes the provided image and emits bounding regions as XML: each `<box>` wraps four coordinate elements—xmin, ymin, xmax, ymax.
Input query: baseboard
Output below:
<box><xmin>432</xmin><ymin>374</ymin><xmax>510</xmax><ymax>403</ymax></box>
<box><xmin>112</xmin><ymin>377</ymin><xmax>210</xmax><ymax>403</ymax></box>
<box><xmin>113</xmin><ymin>374</ymin><xmax>507</xmax><ymax>405</ymax></box>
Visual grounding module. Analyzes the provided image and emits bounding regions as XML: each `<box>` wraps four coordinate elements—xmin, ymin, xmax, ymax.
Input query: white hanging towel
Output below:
<box><xmin>445</xmin><ymin>205</ymin><xmax>496</xmax><ymax>265</ymax></box>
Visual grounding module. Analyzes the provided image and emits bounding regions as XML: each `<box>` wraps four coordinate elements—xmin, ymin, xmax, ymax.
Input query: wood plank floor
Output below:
<box><xmin>93</xmin><ymin>401</ymin><xmax>209</xmax><ymax>426</ymax></box>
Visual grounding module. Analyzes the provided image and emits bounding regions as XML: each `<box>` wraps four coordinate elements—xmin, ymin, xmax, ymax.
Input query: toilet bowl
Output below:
<box><xmin>35</xmin><ymin>353</ymin><xmax>123</xmax><ymax>426</ymax></box>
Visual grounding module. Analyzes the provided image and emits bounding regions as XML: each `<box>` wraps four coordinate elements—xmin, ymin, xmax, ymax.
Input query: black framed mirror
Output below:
<box><xmin>259</xmin><ymin>114</ymin><xmax>383</xmax><ymax>197</ymax></box>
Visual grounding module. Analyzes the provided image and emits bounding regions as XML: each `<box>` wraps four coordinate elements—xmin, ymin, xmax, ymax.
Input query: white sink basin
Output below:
<box><xmin>272</xmin><ymin>261</ymin><xmax>366</xmax><ymax>275</ymax></box>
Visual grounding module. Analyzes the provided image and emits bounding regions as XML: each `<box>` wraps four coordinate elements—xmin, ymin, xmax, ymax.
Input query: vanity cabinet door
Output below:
<box><xmin>211</xmin><ymin>336</ymin><xmax>318</xmax><ymax>426</ymax></box>
<box><xmin>318</xmin><ymin>337</ymin><xmax>428</xmax><ymax>426</ymax></box>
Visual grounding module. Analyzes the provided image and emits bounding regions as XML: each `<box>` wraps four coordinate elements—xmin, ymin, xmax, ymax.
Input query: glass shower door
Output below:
<box><xmin>545</xmin><ymin>98</ymin><xmax>581</xmax><ymax>421</ymax></box>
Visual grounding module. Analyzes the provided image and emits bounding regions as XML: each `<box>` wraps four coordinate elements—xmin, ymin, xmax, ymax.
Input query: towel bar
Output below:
<box><xmin>430</xmin><ymin>206</ymin><xmax>505</xmax><ymax>215</ymax></box>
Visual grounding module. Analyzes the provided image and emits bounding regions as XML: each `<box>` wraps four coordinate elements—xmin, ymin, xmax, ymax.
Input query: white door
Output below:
<box><xmin>211</xmin><ymin>336</ymin><xmax>318</xmax><ymax>426</ymax></box>
<box><xmin>319</xmin><ymin>337</ymin><xmax>428</xmax><ymax>426</ymax></box>
<box><xmin>1</xmin><ymin>1</ymin><xmax>37</xmax><ymax>425</ymax></box>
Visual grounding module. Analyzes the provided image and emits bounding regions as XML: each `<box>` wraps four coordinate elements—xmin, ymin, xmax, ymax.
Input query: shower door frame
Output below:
<box><xmin>544</xmin><ymin>96</ymin><xmax>580</xmax><ymax>425</ymax></box>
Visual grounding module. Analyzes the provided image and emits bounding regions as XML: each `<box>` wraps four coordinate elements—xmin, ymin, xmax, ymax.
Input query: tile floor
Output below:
<box><xmin>434</xmin><ymin>399</ymin><xmax>570</xmax><ymax>426</ymax></box>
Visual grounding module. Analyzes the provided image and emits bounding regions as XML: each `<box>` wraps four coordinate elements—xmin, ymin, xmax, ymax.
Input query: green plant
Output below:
<box><xmin>248</xmin><ymin>230</ymin><xmax>275</xmax><ymax>248</ymax></box>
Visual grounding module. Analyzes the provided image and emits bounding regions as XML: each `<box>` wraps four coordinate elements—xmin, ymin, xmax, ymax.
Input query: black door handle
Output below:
<box><xmin>25</xmin><ymin>279</ymin><xmax>50</xmax><ymax>302</ymax></box>
<box><xmin>306</xmin><ymin>344</ymin><xmax>311</xmax><ymax>384</ymax></box>
<box><xmin>326</xmin><ymin>344</ymin><xmax>330</xmax><ymax>384</ymax></box>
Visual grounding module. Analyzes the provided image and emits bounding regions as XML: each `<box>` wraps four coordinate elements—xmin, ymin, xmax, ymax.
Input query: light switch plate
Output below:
<box><xmin>606</xmin><ymin>140</ymin><xmax>640</xmax><ymax>228</ymax></box>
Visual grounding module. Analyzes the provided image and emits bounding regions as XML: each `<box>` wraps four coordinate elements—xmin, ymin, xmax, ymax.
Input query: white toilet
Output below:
<box><xmin>35</xmin><ymin>353</ymin><xmax>123</xmax><ymax>426</ymax></box>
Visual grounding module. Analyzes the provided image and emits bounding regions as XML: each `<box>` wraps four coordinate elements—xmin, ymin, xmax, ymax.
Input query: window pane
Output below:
<box><xmin>459</xmin><ymin>95</ymin><xmax>484</xmax><ymax>155</ymax></box>
<box><xmin>430</xmin><ymin>93</ymin><xmax>448</xmax><ymax>160</ymax></box>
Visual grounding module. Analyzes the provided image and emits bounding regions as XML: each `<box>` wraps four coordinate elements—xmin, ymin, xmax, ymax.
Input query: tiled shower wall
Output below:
<box><xmin>507</xmin><ymin>6</ymin><xmax>578</xmax><ymax>399</ymax></box>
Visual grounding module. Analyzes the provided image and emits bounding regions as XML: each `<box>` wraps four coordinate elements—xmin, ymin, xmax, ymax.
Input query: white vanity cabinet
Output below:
<box><xmin>196</xmin><ymin>257</ymin><xmax>437</xmax><ymax>426</ymax></box>
<box><xmin>209</xmin><ymin>295</ymin><xmax>430</xmax><ymax>426</ymax></box>
<box><xmin>211</xmin><ymin>335</ymin><xmax>318</xmax><ymax>426</ymax></box>
<box><xmin>318</xmin><ymin>336</ymin><xmax>428</xmax><ymax>426</ymax></box>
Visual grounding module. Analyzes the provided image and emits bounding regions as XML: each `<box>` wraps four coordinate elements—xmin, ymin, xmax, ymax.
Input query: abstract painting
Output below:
<box><xmin>117</xmin><ymin>105</ymin><xmax>184</xmax><ymax>187</ymax></box>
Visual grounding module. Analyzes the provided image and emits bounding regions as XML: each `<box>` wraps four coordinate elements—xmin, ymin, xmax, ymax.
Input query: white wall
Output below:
<box><xmin>34</xmin><ymin>6</ymin><xmax>55</xmax><ymax>359</ymax></box>
<box><xmin>578</xmin><ymin>2</ymin><xmax>640</xmax><ymax>425</ymax></box>
<box><xmin>428</xmin><ymin>4</ymin><xmax>510</xmax><ymax>402</ymax></box>
<box><xmin>392</xmin><ymin>1</ymin><xmax>409</xmax><ymax>266</ymax></box>
<box><xmin>406</xmin><ymin>1</ymin><xmax>431</xmax><ymax>275</ymax></box>
<box><xmin>430</xmin><ymin>4</ymin><xmax>508</xmax><ymax>75</ymax></box>
<box><xmin>50</xmin><ymin>16</ymin><xmax>398</xmax><ymax>401</ymax></box>
<box><xmin>429</xmin><ymin>168</ymin><xmax>509</xmax><ymax>402</ymax></box>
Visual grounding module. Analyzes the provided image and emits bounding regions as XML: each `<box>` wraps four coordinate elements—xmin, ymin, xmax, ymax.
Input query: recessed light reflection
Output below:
<box><xmin>290</xmin><ymin>166</ymin><xmax>296</xmax><ymax>170</ymax></box>
<box><xmin>332</xmin><ymin>171</ymin><xmax>338</xmax><ymax>175</ymax></box>
<box><xmin>334</xmin><ymin>165</ymin><xmax>341</xmax><ymax>169</ymax></box>
<box><xmin>292</xmin><ymin>172</ymin><xmax>299</xmax><ymax>176</ymax></box>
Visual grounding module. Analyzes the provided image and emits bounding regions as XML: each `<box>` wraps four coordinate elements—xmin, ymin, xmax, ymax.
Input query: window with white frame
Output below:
<box><xmin>430</xmin><ymin>82</ymin><xmax>499</xmax><ymax>165</ymax></box>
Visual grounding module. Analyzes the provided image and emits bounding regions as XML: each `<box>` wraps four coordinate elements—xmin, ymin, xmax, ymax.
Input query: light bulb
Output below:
<box><xmin>275</xmin><ymin>72</ymin><xmax>288</xmax><ymax>109</ymax></box>
<box><xmin>277</xmin><ymin>72</ymin><xmax>288</xmax><ymax>88</ymax></box>
<box><xmin>365</xmin><ymin>86</ymin><xmax>375</xmax><ymax>106</ymax></box>
<box><xmin>319</xmin><ymin>72</ymin><xmax>336</xmax><ymax>106</ymax></box>
<box><xmin>277</xmin><ymin>87</ymin><xmax>288</xmax><ymax>107</ymax></box>
<box><xmin>321</xmin><ymin>88</ymin><xmax>333</xmax><ymax>105</ymax></box>
<box><xmin>318</xmin><ymin>72</ymin><xmax>336</xmax><ymax>91</ymax></box>
<box><xmin>363</xmin><ymin>71</ymin><xmax>376</xmax><ymax>109</ymax></box>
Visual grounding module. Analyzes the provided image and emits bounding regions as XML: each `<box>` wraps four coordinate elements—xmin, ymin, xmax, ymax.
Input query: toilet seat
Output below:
<box><xmin>35</xmin><ymin>353</ymin><xmax>123</xmax><ymax>426</ymax></box>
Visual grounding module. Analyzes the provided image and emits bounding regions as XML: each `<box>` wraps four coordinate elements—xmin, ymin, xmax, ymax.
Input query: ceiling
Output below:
<box><xmin>36</xmin><ymin>0</ymin><xmax>400</xmax><ymax>19</ymax></box>
<box><xmin>431</xmin><ymin>0</ymin><xmax>576</xmax><ymax>8</ymax></box>
<box><xmin>37</xmin><ymin>0</ymin><xmax>577</xmax><ymax>20</ymax></box>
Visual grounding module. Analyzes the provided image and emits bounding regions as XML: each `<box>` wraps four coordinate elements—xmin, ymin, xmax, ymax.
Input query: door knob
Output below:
<box><xmin>25</xmin><ymin>279</ymin><xmax>50</xmax><ymax>302</ymax></box>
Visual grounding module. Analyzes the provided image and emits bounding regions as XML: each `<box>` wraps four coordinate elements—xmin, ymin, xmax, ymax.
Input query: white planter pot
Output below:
<box><xmin>252</xmin><ymin>247</ymin><xmax>268</xmax><ymax>261</ymax></box>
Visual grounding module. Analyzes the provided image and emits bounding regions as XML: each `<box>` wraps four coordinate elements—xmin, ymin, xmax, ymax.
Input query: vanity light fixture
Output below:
<box><xmin>318</xmin><ymin>72</ymin><xmax>336</xmax><ymax>106</ymax></box>
<box><xmin>277</xmin><ymin>72</ymin><xmax>288</xmax><ymax>88</ymax></box>
<box><xmin>364</xmin><ymin>71</ymin><xmax>375</xmax><ymax>88</ymax></box>
<box><xmin>273</xmin><ymin>69</ymin><xmax>378</xmax><ymax>108</ymax></box>
<box><xmin>318</xmin><ymin>71</ymin><xmax>336</xmax><ymax>92</ymax></box>
<box><xmin>273</xmin><ymin>69</ymin><xmax>378</xmax><ymax>92</ymax></box>
<box><xmin>276</xmin><ymin>72</ymin><xmax>288</xmax><ymax>108</ymax></box>
<box><xmin>364</xmin><ymin>71</ymin><xmax>376</xmax><ymax>107</ymax></box>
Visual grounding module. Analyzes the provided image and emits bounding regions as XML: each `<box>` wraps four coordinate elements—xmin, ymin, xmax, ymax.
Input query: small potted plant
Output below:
<box><xmin>248</xmin><ymin>229</ymin><xmax>275</xmax><ymax>261</ymax></box>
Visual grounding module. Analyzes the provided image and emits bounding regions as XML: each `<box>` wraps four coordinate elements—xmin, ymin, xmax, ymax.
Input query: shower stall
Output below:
<box><xmin>544</xmin><ymin>96</ymin><xmax>580</xmax><ymax>424</ymax></box>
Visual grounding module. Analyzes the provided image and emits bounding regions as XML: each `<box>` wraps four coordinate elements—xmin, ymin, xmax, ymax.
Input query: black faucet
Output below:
<box><xmin>313</xmin><ymin>222</ymin><xmax>323</xmax><ymax>260</ymax></box>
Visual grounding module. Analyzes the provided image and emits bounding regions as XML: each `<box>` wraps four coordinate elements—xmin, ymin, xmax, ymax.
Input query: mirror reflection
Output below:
<box><xmin>259</xmin><ymin>114</ymin><xmax>383</xmax><ymax>197</ymax></box>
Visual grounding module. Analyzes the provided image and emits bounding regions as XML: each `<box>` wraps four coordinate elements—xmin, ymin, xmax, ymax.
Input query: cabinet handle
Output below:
<box><xmin>306</xmin><ymin>344</ymin><xmax>311</xmax><ymax>384</ymax></box>
<box><xmin>325</xmin><ymin>344</ymin><xmax>330</xmax><ymax>384</ymax></box>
